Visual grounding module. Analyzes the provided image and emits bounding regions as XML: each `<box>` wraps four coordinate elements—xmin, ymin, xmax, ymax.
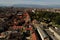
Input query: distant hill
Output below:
<box><xmin>13</xmin><ymin>4</ymin><xmax>60</xmax><ymax>8</ymax></box>
<box><xmin>0</xmin><ymin>4</ymin><xmax>60</xmax><ymax>8</ymax></box>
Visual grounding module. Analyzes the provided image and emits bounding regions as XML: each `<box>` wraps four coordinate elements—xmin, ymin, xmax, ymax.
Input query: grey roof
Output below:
<box><xmin>50</xmin><ymin>27</ymin><xmax>60</xmax><ymax>35</ymax></box>
<box><xmin>45</xmin><ymin>29</ymin><xmax>58</xmax><ymax>40</ymax></box>
<box><xmin>17</xmin><ymin>12</ymin><xmax>23</xmax><ymax>15</ymax></box>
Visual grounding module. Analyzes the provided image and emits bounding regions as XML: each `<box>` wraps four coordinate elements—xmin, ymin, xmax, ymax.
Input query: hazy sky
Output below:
<box><xmin>0</xmin><ymin>0</ymin><xmax>60</xmax><ymax>6</ymax></box>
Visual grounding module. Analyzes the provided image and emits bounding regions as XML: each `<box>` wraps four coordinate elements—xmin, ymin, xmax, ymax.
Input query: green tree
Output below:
<box><xmin>55</xmin><ymin>16</ymin><xmax>60</xmax><ymax>25</ymax></box>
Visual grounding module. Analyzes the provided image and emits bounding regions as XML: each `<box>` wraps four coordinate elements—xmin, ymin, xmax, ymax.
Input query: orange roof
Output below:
<box><xmin>25</xmin><ymin>27</ymin><xmax>32</xmax><ymax>30</ymax></box>
<box><xmin>31</xmin><ymin>33</ymin><xmax>37</xmax><ymax>40</ymax></box>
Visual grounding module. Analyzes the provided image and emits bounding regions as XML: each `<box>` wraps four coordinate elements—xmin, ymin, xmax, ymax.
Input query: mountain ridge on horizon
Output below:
<box><xmin>0</xmin><ymin>4</ymin><xmax>60</xmax><ymax>8</ymax></box>
<box><xmin>12</xmin><ymin>4</ymin><xmax>60</xmax><ymax>8</ymax></box>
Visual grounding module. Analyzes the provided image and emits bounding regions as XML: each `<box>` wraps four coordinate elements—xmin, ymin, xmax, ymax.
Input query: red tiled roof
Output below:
<box><xmin>32</xmin><ymin>33</ymin><xmax>37</xmax><ymax>40</ymax></box>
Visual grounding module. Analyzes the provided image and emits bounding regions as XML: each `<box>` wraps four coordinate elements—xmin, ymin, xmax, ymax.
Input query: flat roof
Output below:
<box><xmin>50</xmin><ymin>27</ymin><xmax>60</xmax><ymax>35</ymax></box>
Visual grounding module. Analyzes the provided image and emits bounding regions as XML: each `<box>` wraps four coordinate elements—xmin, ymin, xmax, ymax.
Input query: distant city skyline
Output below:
<box><xmin>0</xmin><ymin>0</ymin><xmax>60</xmax><ymax>6</ymax></box>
